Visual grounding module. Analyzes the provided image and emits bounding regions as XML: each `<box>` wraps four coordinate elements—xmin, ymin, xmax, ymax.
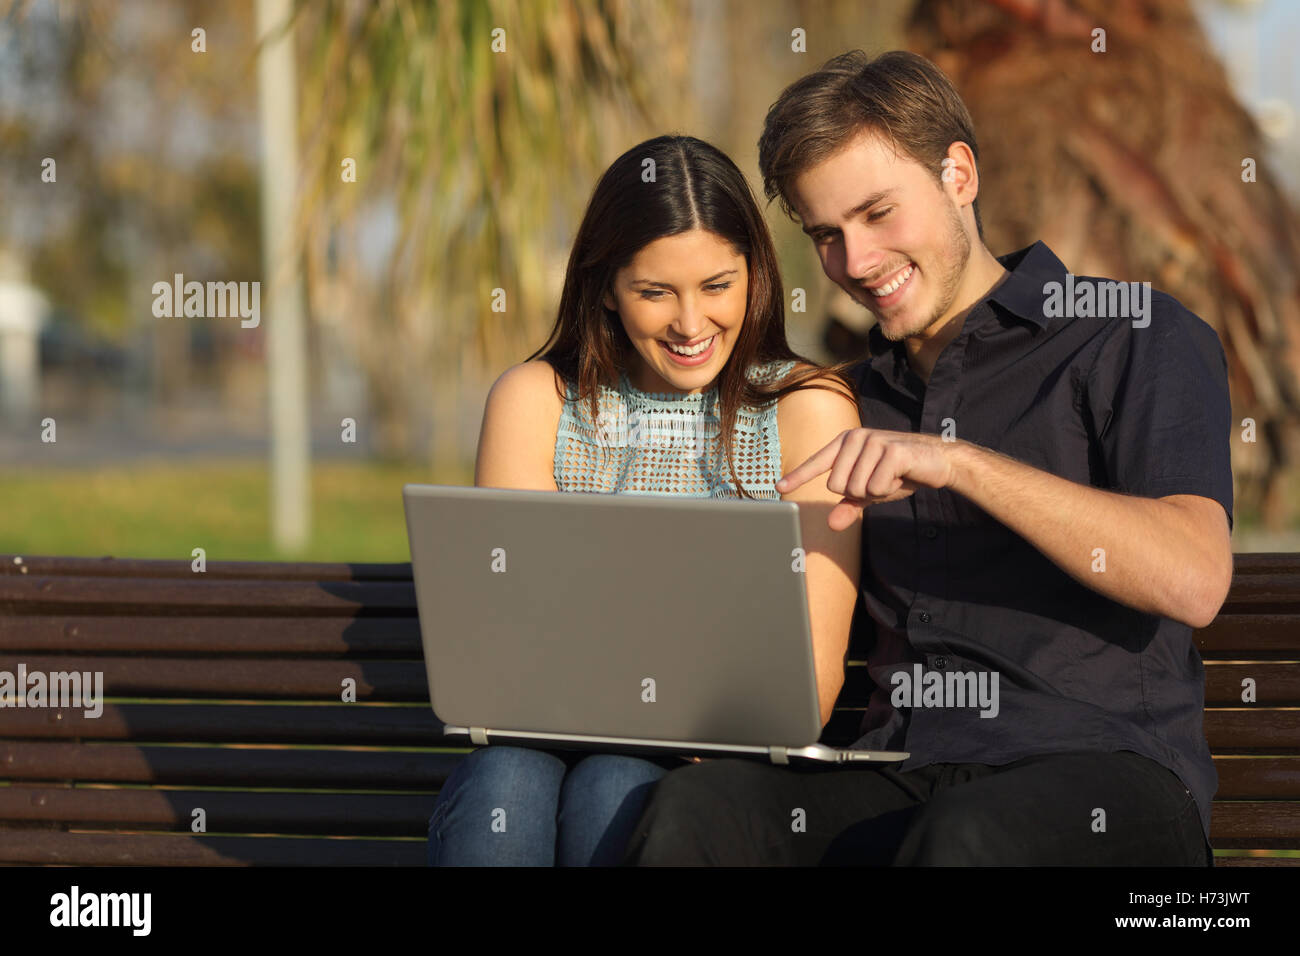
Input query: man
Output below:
<box><xmin>620</xmin><ymin>50</ymin><xmax>1233</xmax><ymax>866</ymax></box>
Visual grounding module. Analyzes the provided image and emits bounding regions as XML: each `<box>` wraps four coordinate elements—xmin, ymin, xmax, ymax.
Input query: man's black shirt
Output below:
<box><xmin>848</xmin><ymin>240</ymin><xmax>1234</xmax><ymax>844</ymax></box>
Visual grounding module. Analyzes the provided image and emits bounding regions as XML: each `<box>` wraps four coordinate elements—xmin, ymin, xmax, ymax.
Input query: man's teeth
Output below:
<box><xmin>666</xmin><ymin>335</ymin><xmax>715</xmax><ymax>356</ymax></box>
<box><xmin>869</xmin><ymin>264</ymin><xmax>914</xmax><ymax>297</ymax></box>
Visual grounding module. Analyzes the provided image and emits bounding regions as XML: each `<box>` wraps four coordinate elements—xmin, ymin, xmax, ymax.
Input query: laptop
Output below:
<box><xmin>402</xmin><ymin>484</ymin><xmax>909</xmax><ymax>766</ymax></box>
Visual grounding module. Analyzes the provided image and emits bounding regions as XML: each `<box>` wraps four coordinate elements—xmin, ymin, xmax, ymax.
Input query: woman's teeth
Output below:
<box><xmin>665</xmin><ymin>334</ymin><xmax>715</xmax><ymax>356</ymax></box>
<box><xmin>869</xmin><ymin>264</ymin><xmax>914</xmax><ymax>297</ymax></box>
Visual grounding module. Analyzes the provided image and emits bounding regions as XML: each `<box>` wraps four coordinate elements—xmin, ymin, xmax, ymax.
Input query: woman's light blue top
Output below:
<box><xmin>553</xmin><ymin>358</ymin><xmax>798</xmax><ymax>498</ymax></box>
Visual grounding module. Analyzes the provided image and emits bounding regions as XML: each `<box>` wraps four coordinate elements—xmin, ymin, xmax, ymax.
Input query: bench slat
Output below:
<box><xmin>2</xmin><ymin>793</ymin><xmax>1296</xmax><ymax>849</ymax></box>
<box><xmin>1196</xmin><ymin>614</ymin><xmax>1300</xmax><ymax>657</ymax></box>
<box><xmin>1203</xmin><ymin>710</ymin><xmax>1300</xmax><ymax>752</ymax></box>
<box><xmin>3</xmin><ymin>740</ymin><xmax>1297</xmax><ymax>799</ymax></box>
<box><xmin>4</xmin><ymin>703</ymin><xmax>1298</xmax><ymax>751</ymax></box>
<box><xmin>0</xmin><ymin>576</ymin><xmax>415</xmax><ymax>616</ymax></box>
<box><xmin>1228</xmin><ymin>554</ymin><xmax>1300</xmax><ymax>575</ymax></box>
<box><xmin>0</xmin><ymin>555</ymin><xmax>412</xmax><ymax>581</ymax></box>
<box><xmin>0</xmin><ymin>742</ymin><xmax>465</xmax><ymax>788</ymax></box>
<box><xmin>0</xmin><ymin>829</ymin><xmax>1290</xmax><ymax>866</ymax></box>
<box><xmin>844</xmin><ymin>616</ymin><xmax>1300</xmax><ymax>661</ymax></box>
<box><xmin>1213</xmin><ymin>856</ymin><xmax>1300</xmax><ymax>865</ymax></box>
<box><xmin>0</xmin><ymin>831</ymin><xmax>424</xmax><ymax>866</ymax></box>
<box><xmin>0</xmin><ymin>787</ymin><xmax>431</xmax><ymax>835</ymax></box>
<box><xmin>0</xmin><ymin>703</ymin><xmax>445</xmax><ymax>743</ymax></box>
<box><xmin>818</xmin><ymin>709</ymin><xmax>1300</xmax><ymax>752</ymax></box>
<box><xmin>836</xmin><ymin>662</ymin><xmax>1300</xmax><ymax>707</ymax></box>
<box><xmin>6</xmin><ymin>552</ymin><xmax>1295</xmax><ymax>580</ymax></box>
<box><xmin>1</xmin><ymin>657</ymin><xmax>1289</xmax><ymax>706</ymax></box>
<box><xmin>0</xmin><ymin>616</ymin><xmax>420</xmax><ymax>655</ymax></box>
<box><xmin>1209</xmin><ymin>802</ymin><xmax>1300</xmax><ymax>847</ymax></box>
<box><xmin>1219</xmin><ymin>575</ymin><xmax>1300</xmax><ymax>609</ymax></box>
<box><xmin>10</xmin><ymin>788</ymin><xmax>1296</xmax><ymax>846</ymax></box>
<box><xmin>1214</xmin><ymin>757</ymin><xmax>1300</xmax><ymax>798</ymax></box>
<box><xmin>1204</xmin><ymin>664</ymin><xmax>1300</xmax><ymax>705</ymax></box>
<box><xmin>4</xmin><ymin>656</ymin><xmax>428</xmax><ymax>700</ymax></box>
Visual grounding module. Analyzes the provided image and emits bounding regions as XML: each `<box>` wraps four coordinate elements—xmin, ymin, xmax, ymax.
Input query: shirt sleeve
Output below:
<box><xmin>1084</xmin><ymin>292</ymin><xmax>1234</xmax><ymax>531</ymax></box>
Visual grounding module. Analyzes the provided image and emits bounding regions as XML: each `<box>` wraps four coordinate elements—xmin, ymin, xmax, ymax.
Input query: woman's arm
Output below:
<box><xmin>474</xmin><ymin>360</ymin><xmax>564</xmax><ymax>490</ymax></box>
<box><xmin>775</xmin><ymin>369</ymin><xmax>863</xmax><ymax>729</ymax></box>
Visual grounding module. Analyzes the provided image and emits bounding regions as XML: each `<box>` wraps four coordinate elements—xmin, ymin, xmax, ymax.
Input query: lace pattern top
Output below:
<box><xmin>553</xmin><ymin>358</ymin><xmax>798</xmax><ymax>498</ymax></box>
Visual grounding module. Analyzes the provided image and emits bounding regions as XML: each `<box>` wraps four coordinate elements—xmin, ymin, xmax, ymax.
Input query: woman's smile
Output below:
<box><xmin>658</xmin><ymin>333</ymin><xmax>719</xmax><ymax>366</ymax></box>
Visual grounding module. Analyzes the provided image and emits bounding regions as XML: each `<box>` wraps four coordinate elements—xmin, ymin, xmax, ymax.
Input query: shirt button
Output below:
<box><xmin>924</xmin><ymin>526</ymin><xmax>938</xmax><ymax>539</ymax></box>
<box><xmin>918</xmin><ymin>612</ymin><xmax>932</xmax><ymax>624</ymax></box>
<box><xmin>933</xmin><ymin>656</ymin><xmax>948</xmax><ymax>669</ymax></box>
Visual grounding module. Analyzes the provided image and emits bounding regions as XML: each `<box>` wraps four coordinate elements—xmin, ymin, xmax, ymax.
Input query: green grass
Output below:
<box><xmin>0</xmin><ymin>459</ymin><xmax>472</xmax><ymax>562</ymax></box>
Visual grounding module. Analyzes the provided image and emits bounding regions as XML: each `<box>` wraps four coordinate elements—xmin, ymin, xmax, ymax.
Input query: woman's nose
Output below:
<box><xmin>671</xmin><ymin>305</ymin><xmax>705</xmax><ymax>340</ymax></box>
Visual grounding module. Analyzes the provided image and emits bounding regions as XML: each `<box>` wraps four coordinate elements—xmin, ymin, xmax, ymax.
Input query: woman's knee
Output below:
<box><xmin>563</xmin><ymin>754</ymin><xmax>668</xmax><ymax>798</ymax></box>
<box><xmin>427</xmin><ymin>746</ymin><xmax>568</xmax><ymax>866</ymax></box>
<box><xmin>445</xmin><ymin>746</ymin><xmax>565</xmax><ymax>796</ymax></box>
<box><xmin>429</xmin><ymin>746</ymin><xmax>567</xmax><ymax>833</ymax></box>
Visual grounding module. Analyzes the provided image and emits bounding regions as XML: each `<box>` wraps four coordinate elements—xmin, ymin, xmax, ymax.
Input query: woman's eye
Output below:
<box><xmin>639</xmin><ymin>282</ymin><xmax>731</xmax><ymax>299</ymax></box>
<box><xmin>868</xmin><ymin>207</ymin><xmax>893</xmax><ymax>222</ymax></box>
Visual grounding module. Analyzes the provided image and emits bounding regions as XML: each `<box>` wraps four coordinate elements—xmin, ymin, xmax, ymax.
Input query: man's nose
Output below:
<box><xmin>842</xmin><ymin>226</ymin><xmax>886</xmax><ymax>284</ymax></box>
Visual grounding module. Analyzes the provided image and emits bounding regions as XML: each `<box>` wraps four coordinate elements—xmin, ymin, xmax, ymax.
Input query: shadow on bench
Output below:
<box><xmin>1</xmin><ymin>553</ymin><xmax>1297</xmax><ymax>866</ymax></box>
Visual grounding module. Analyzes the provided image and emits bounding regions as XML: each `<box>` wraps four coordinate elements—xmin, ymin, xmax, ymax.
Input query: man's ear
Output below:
<box><xmin>941</xmin><ymin>141</ymin><xmax>979</xmax><ymax>209</ymax></box>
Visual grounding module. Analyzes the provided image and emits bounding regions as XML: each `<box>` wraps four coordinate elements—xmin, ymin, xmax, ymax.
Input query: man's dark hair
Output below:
<box><xmin>758</xmin><ymin>49</ymin><xmax>984</xmax><ymax>239</ymax></box>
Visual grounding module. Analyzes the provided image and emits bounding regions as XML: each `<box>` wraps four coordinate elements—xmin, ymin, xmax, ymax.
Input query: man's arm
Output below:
<box><xmin>947</xmin><ymin>440</ymin><xmax>1232</xmax><ymax>629</ymax></box>
<box><xmin>777</xmin><ymin>430</ymin><xmax>1232</xmax><ymax>630</ymax></box>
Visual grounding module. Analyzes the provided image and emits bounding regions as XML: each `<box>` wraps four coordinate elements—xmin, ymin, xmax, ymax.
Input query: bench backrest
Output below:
<box><xmin>0</xmin><ymin>553</ymin><xmax>1296</xmax><ymax>865</ymax></box>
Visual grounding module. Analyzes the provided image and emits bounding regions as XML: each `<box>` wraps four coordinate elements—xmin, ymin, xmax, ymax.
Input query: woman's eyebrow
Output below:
<box><xmin>630</xmin><ymin>269</ymin><xmax>739</xmax><ymax>287</ymax></box>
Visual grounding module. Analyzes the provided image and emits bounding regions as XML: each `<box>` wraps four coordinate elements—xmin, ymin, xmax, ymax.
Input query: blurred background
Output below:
<box><xmin>0</xmin><ymin>0</ymin><xmax>1297</xmax><ymax>560</ymax></box>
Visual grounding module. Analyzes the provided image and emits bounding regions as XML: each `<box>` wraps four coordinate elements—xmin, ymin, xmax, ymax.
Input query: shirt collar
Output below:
<box><xmin>985</xmin><ymin>240</ymin><xmax>1068</xmax><ymax>329</ymax></box>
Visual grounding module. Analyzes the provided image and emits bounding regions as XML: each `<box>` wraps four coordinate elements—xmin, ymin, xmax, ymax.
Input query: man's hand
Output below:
<box><xmin>776</xmin><ymin>428</ymin><xmax>959</xmax><ymax>530</ymax></box>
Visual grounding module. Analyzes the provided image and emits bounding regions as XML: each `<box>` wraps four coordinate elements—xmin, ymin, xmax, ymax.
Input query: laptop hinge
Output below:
<box><xmin>768</xmin><ymin>746</ymin><xmax>790</xmax><ymax>765</ymax></box>
<box><xmin>469</xmin><ymin>727</ymin><xmax>489</xmax><ymax>745</ymax></box>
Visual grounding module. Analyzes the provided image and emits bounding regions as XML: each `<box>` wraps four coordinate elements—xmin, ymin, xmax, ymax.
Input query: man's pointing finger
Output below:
<box><xmin>774</xmin><ymin>430</ymin><xmax>851</xmax><ymax>494</ymax></box>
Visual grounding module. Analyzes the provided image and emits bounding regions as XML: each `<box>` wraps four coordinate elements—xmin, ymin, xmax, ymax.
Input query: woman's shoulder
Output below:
<box><xmin>768</xmin><ymin>360</ymin><xmax>858</xmax><ymax>405</ymax></box>
<box><xmin>489</xmin><ymin>359</ymin><xmax>569</xmax><ymax>408</ymax></box>
<box><xmin>478</xmin><ymin>360</ymin><xmax>568</xmax><ymax>491</ymax></box>
<box><xmin>773</xmin><ymin>362</ymin><xmax>860</xmax><ymax>443</ymax></box>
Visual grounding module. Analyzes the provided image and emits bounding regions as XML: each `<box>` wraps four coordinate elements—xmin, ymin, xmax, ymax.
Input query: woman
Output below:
<box><xmin>428</xmin><ymin>135</ymin><xmax>863</xmax><ymax>866</ymax></box>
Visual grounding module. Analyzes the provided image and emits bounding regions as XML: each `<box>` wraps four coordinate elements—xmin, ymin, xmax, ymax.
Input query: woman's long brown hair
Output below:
<box><xmin>526</xmin><ymin>134</ymin><xmax>862</xmax><ymax>498</ymax></box>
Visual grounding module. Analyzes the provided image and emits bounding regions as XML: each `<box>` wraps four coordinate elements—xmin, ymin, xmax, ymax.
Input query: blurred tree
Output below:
<box><xmin>291</xmin><ymin>0</ymin><xmax>693</xmax><ymax>465</ymax></box>
<box><xmin>910</xmin><ymin>0</ymin><xmax>1300</xmax><ymax>528</ymax></box>
<box><xmin>0</xmin><ymin>0</ymin><xmax>262</xmax><ymax>407</ymax></box>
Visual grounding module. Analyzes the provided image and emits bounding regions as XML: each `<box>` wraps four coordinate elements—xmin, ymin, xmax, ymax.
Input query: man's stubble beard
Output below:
<box><xmin>877</xmin><ymin>197</ymin><xmax>971</xmax><ymax>343</ymax></box>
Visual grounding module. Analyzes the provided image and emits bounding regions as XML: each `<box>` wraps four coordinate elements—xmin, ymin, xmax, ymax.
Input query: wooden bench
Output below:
<box><xmin>1</xmin><ymin>552</ymin><xmax>1297</xmax><ymax>865</ymax></box>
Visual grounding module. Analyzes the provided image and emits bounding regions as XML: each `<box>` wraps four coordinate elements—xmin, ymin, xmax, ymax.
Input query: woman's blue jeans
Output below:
<box><xmin>427</xmin><ymin>745</ymin><xmax>672</xmax><ymax>866</ymax></box>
